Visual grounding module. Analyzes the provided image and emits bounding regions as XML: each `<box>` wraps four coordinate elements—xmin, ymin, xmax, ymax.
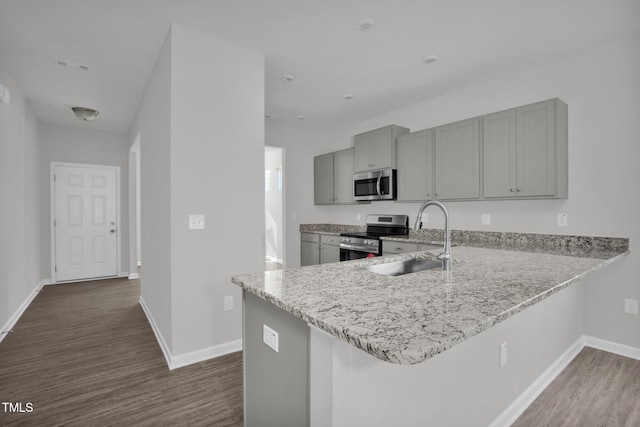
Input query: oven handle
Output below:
<box><xmin>340</xmin><ymin>244</ymin><xmax>379</xmax><ymax>253</ymax></box>
<box><xmin>376</xmin><ymin>173</ymin><xmax>382</xmax><ymax>199</ymax></box>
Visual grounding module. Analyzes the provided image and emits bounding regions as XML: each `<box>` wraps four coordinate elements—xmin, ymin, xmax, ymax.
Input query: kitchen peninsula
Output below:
<box><xmin>232</xmin><ymin>229</ymin><xmax>628</xmax><ymax>427</ymax></box>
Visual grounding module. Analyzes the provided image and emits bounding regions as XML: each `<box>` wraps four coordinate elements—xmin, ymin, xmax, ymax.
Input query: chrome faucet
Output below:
<box><xmin>414</xmin><ymin>200</ymin><xmax>452</xmax><ymax>271</ymax></box>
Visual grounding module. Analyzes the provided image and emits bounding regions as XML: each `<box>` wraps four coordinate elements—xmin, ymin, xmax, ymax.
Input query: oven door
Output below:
<box><xmin>339</xmin><ymin>245</ymin><xmax>380</xmax><ymax>261</ymax></box>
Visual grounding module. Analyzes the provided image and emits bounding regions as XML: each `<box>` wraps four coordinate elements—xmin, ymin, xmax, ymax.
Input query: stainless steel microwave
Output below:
<box><xmin>353</xmin><ymin>168</ymin><xmax>397</xmax><ymax>201</ymax></box>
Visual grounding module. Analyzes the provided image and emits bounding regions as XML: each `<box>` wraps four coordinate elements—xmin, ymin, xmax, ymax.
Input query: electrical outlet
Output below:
<box><xmin>499</xmin><ymin>342</ymin><xmax>508</xmax><ymax>367</ymax></box>
<box><xmin>482</xmin><ymin>214</ymin><xmax>491</xmax><ymax>225</ymax></box>
<box><xmin>624</xmin><ymin>298</ymin><xmax>638</xmax><ymax>315</ymax></box>
<box><xmin>557</xmin><ymin>213</ymin><xmax>568</xmax><ymax>227</ymax></box>
<box><xmin>356</xmin><ymin>213</ymin><xmax>361</xmax><ymax>221</ymax></box>
<box><xmin>189</xmin><ymin>214</ymin><xmax>205</xmax><ymax>230</ymax></box>
<box><xmin>263</xmin><ymin>324</ymin><xmax>279</xmax><ymax>352</ymax></box>
<box><xmin>224</xmin><ymin>296</ymin><xmax>234</xmax><ymax>311</ymax></box>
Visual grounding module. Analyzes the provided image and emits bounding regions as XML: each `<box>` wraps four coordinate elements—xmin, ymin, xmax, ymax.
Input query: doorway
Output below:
<box><xmin>265</xmin><ymin>146</ymin><xmax>284</xmax><ymax>270</ymax></box>
<box><xmin>50</xmin><ymin>162</ymin><xmax>121</xmax><ymax>282</ymax></box>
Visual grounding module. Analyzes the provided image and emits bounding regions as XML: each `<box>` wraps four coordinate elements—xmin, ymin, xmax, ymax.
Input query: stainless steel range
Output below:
<box><xmin>339</xmin><ymin>214</ymin><xmax>409</xmax><ymax>261</ymax></box>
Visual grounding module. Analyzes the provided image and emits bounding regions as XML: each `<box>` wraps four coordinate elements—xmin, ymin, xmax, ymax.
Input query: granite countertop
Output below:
<box><xmin>232</xmin><ymin>227</ymin><xmax>629</xmax><ymax>365</ymax></box>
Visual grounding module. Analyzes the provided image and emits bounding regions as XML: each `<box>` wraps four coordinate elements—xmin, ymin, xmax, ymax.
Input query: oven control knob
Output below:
<box><xmin>342</xmin><ymin>237</ymin><xmax>351</xmax><ymax>243</ymax></box>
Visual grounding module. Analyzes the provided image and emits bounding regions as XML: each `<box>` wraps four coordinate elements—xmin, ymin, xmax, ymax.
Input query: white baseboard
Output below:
<box><xmin>490</xmin><ymin>334</ymin><xmax>640</xmax><ymax>427</ymax></box>
<box><xmin>138</xmin><ymin>296</ymin><xmax>243</xmax><ymax>370</ymax></box>
<box><xmin>128</xmin><ymin>273</ymin><xmax>140</xmax><ymax>280</ymax></box>
<box><xmin>489</xmin><ymin>337</ymin><xmax>584</xmax><ymax>427</ymax></box>
<box><xmin>170</xmin><ymin>339</ymin><xmax>243</xmax><ymax>370</ymax></box>
<box><xmin>139</xmin><ymin>296</ymin><xmax>173</xmax><ymax>369</ymax></box>
<box><xmin>583</xmin><ymin>335</ymin><xmax>640</xmax><ymax>360</ymax></box>
<box><xmin>0</xmin><ymin>279</ymin><xmax>46</xmax><ymax>344</ymax></box>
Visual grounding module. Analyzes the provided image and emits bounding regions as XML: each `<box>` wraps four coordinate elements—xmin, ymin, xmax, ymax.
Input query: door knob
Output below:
<box><xmin>110</xmin><ymin>229</ymin><xmax>116</xmax><ymax>233</ymax></box>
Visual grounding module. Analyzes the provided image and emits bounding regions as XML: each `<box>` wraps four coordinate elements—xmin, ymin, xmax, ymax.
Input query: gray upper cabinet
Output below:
<box><xmin>333</xmin><ymin>148</ymin><xmax>356</xmax><ymax>204</ymax></box>
<box><xmin>314</xmin><ymin>152</ymin><xmax>334</xmax><ymax>205</ymax></box>
<box><xmin>397</xmin><ymin>129</ymin><xmax>434</xmax><ymax>202</ymax></box>
<box><xmin>484</xmin><ymin>98</ymin><xmax>568</xmax><ymax>199</ymax></box>
<box><xmin>483</xmin><ymin>109</ymin><xmax>517</xmax><ymax>198</ymax></box>
<box><xmin>354</xmin><ymin>125</ymin><xmax>409</xmax><ymax>172</ymax></box>
<box><xmin>314</xmin><ymin>148</ymin><xmax>357</xmax><ymax>205</ymax></box>
<box><xmin>434</xmin><ymin>118</ymin><xmax>481</xmax><ymax>200</ymax></box>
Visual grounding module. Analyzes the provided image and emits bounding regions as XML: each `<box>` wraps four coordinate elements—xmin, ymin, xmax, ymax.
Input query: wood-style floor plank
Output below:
<box><xmin>0</xmin><ymin>278</ymin><xmax>243</xmax><ymax>426</ymax></box>
<box><xmin>513</xmin><ymin>346</ymin><xmax>640</xmax><ymax>427</ymax></box>
<box><xmin>2</xmin><ymin>277</ymin><xmax>638</xmax><ymax>426</ymax></box>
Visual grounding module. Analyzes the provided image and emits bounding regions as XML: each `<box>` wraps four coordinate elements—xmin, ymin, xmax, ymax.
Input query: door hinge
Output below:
<box><xmin>55</xmin><ymin>266</ymin><xmax>57</xmax><ymax>273</ymax></box>
<box><xmin>53</xmin><ymin>174</ymin><xmax>56</xmax><ymax>182</ymax></box>
<box><xmin>54</xmin><ymin>219</ymin><xmax>56</xmax><ymax>227</ymax></box>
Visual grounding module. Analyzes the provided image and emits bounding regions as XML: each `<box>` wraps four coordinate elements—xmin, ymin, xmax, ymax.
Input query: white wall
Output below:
<box><xmin>131</xmin><ymin>24</ymin><xmax>264</xmax><ymax>363</ymax></box>
<box><xmin>281</xmin><ymin>34</ymin><xmax>640</xmax><ymax>347</ymax></box>
<box><xmin>265</xmin><ymin>124</ymin><xmax>330</xmax><ymax>267</ymax></box>
<box><xmin>38</xmin><ymin>123</ymin><xmax>131</xmax><ymax>278</ymax></box>
<box><xmin>0</xmin><ymin>68</ymin><xmax>43</xmax><ymax>332</ymax></box>
<box><xmin>265</xmin><ymin>146</ymin><xmax>284</xmax><ymax>263</ymax></box>
<box><xmin>169</xmin><ymin>23</ymin><xmax>264</xmax><ymax>356</ymax></box>
<box><xmin>129</xmin><ymin>28</ymin><xmax>174</xmax><ymax>351</ymax></box>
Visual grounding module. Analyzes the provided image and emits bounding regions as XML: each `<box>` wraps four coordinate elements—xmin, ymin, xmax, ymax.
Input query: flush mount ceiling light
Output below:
<box><xmin>423</xmin><ymin>55</ymin><xmax>439</xmax><ymax>64</ymax></box>
<box><xmin>343</xmin><ymin>93</ymin><xmax>357</xmax><ymax>100</ymax></box>
<box><xmin>281</xmin><ymin>74</ymin><xmax>295</xmax><ymax>83</ymax></box>
<box><xmin>297</xmin><ymin>115</ymin><xmax>305</xmax><ymax>120</ymax></box>
<box><xmin>71</xmin><ymin>106</ymin><xmax>99</xmax><ymax>121</ymax></box>
<box><xmin>357</xmin><ymin>18</ymin><xmax>375</xmax><ymax>31</ymax></box>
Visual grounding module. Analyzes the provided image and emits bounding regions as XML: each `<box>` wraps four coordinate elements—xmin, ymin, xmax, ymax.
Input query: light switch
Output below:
<box><xmin>263</xmin><ymin>324</ymin><xmax>279</xmax><ymax>352</ymax></box>
<box><xmin>189</xmin><ymin>214</ymin><xmax>205</xmax><ymax>230</ymax></box>
<box><xmin>224</xmin><ymin>296</ymin><xmax>234</xmax><ymax>311</ymax></box>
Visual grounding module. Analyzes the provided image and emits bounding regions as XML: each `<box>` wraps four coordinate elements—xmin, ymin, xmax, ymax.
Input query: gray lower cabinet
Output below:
<box><xmin>434</xmin><ymin>117</ymin><xmax>481</xmax><ymax>200</ymax></box>
<box><xmin>320</xmin><ymin>234</ymin><xmax>341</xmax><ymax>264</ymax></box>
<box><xmin>243</xmin><ymin>291</ymin><xmax>309</xmax><ymax>427</ymax></box>
<box><xmin>354</xmin><ymin>125</ymin><xmax>410</xmax><ymax>172</ymax></box>
<box><xmin>301</xmin><ymin>233</ymin><xmax>341</xmax><ymax>265</ymax></box>
<box><xmin>484</xmin><ymin>98</ymin><xmax>568</xmax><ymax>199</ymax></box>
<box><xmin>301</xmin><ymin>233</ymin><xmax>320</xmax><ymax>266</ymax></box>
<box><xmin>314</xmin><ymin>148</ymin><xmax>357</xmax><ymax>205</ymax></box>
<box><xmin>397</xmin><ymin>129</ymin><xmax>434</xmax><ymax>202</ymax></box>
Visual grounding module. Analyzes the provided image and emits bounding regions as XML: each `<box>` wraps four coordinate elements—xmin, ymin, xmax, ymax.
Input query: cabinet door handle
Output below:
<box><xmin>510</xmin><ymin>188</ymin><xmax>515</xmax><ymax>192</ymax></box>
<box><xmin>516</xmin><ymin>188</ymin><xmax>521</xmax><ymax>192</ymax></box>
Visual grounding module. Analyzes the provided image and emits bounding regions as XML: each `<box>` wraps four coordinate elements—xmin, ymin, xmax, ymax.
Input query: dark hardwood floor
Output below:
<box><xmin>0</xmin><ymin>278</ymin><xmax>243</xmax><ymax>426</ymax></box>
<box><xmin>1</xmin><ymin>276</ymin><xmax>638</xmax><ymax>426</ymax></box>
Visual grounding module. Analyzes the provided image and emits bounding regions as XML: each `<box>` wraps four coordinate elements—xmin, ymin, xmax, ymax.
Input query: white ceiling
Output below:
<box><xmin>0</xmin><ymin>0</ymin><xmax>638</xmax><ymax>134</ymax></box>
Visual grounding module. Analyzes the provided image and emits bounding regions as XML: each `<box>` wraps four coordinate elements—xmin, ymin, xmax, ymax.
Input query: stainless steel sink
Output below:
<box><xmin>364</xmin><ymin>258</ymin><xmax>443</xmax><ymax>276</ymax></box>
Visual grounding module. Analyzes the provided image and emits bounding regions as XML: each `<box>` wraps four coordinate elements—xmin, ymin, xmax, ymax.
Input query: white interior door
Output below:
<box><xmin>53</xmin><ymin>164</ymin><xmax>119</xmax><ymax>282</ymax></box>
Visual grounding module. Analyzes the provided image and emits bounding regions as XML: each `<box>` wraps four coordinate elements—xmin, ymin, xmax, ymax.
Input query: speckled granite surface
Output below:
<box><xmin>300</xmin><ymin>224</ymin><xmax>629</xmax><ymax>259</ymax></box>
<box><xmin>234</xmin><ymin>227</ymin><xmax>629</xmax><ymax>365</ymax></box>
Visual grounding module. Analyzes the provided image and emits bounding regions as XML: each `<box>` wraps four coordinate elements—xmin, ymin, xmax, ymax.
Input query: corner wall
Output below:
<box><xmin>265</xmin><ymin>125</ymin><xmax>330</xmax><ymax>268</ymax></box>
<box><xmin>130</xmin><ymin>24</ymin><xmax>265</xmax><ymax>366</ymax></box>
<box><xmin>0</xmin><ymin>67</ymin><xmax>43</xmax><ymax>336</ymax></box>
